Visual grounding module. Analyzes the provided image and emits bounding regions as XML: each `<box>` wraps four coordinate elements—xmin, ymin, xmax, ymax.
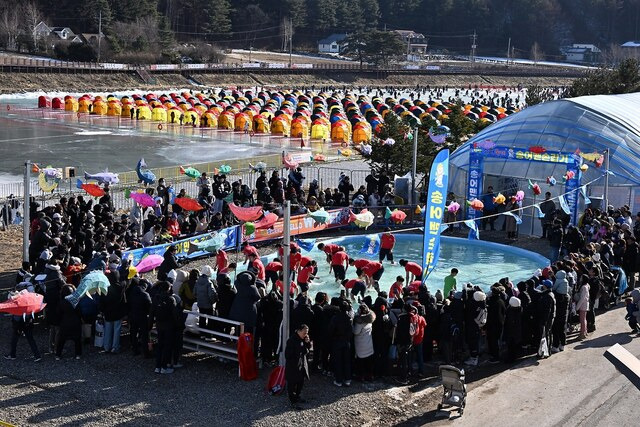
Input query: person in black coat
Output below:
<box><xmin>310</xmin><ymin>292</ymin><xmax>327</xmax><ymax>371</ymax></box>
<box><xmin>371</xmin><ymin>293</ymin><xmax>391</xmax><ymax>377</ymax></box>
<box><xmin>285</xmin><ymin>324</ymin><xmax>311</xmax><ymax>410</ymax></box>
<box><xmin>327</xmin><ymin>300</ymin><xmax>353</xmax><ymax>386</ymax></box>
<box><xmin>128</xmin><ymin>277</ymin><xmax>152</xmax><ymax>357</ymax></box>
<box><xmin>503</xmin><ymin>297</ymin><xmax>523</xmax><ymax>362</ymax></box>
<box><xmin>157</xmin><ymin>245</ymin><xmax>180</xmax><ymax>282</ymax></box>
<box><xmin>257</xmin><ymin>288</ymin><xmax>283</xmax><ymax>365</ymax></box>
<box><xmin>42</xmin><ymin>260</ymin><xmax>66</xmax><ymax>353</ymax></box>
<box><xmin>229</xmin><ymin>271</ymin><xmax>261</xmax><ymax>333</ymax></box>
<box><xmin>535</xmin><ymin>280</ymin><xmax>556</xmax><ymax>358</ymax></box>
<box><xmin>215</xmin><ymin>275</ymin><xmax>236</xmax><ymax>336</ymax></box>
<box><xmin>486</xmin><ymin>286</ymin><xmax>506</xmax><ymax>363</ymax></box>
<box><xmin>319</xmin><ymin>298</ymin><xmax>341</xmax><ymax>374</ymax></box>
<box><xmin>150</xmin><ymin>281</ymin><xmax>178</xmax><ymax>373</ymax></box>
<box><xmin>101</xmin><ymin>260</ymin><xmax>126</xmax><ymax>353</ymax></box>
<box><xmin>516</xmin><ymin>281</ymin><xmax>534</xmax><ymax>349</ymax></box>
<box><xmin>55</xmin><ymin>285</ymin><xmax>82</xmax><ymax>359</ymax></box>
<box><xmin>291</xmin><ymin>295</ymin><xmax>314</xmax><ymax>334</ymax></box>
<box><xmin>464</xmin><ymin>290</ymin><xmax>486</xmax><ymax>366</ymax></box>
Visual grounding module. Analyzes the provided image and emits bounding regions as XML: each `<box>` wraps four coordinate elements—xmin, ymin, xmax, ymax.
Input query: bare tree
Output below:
<box><xmin>0</xmin><ymin>7</ymin><xmax>20</xmax><ymax>50</ymax></box>
<box><xmin>21</xmin><ymin>1</ymin><xmax>41</xmax><ymax>52</ymax></box>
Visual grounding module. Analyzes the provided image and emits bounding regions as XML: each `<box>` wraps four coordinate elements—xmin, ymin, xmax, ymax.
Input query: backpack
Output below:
<box><xmin>474</xmin><ymin>307</ymin><xmax>488</xmax><ymax>327</ymax></box>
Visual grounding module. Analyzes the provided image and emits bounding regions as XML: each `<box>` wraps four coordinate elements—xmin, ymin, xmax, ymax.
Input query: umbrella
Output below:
<box><xmin>0</xmin><ymin>291</ymin><xmax>46</xmax><ymax>317</ymax></box>
<box><xmin>135</xmin><ymin>254</ymin><xmax>164</xmax><ymax>273</ymax></box>
<box><xmin>255</xmin><ymin>212</ymin><xmax>278</xmax><ymax>229</ymax></box>
<box><xmin>308</xmin><ymin>208</ymin><xmax>330</xmax><ymax>225</ymax></box>
<box><xmin>174</xmin><ymin>197</ymin><xmax>204</xmax><ymax>212</ymax></box>
<box><xmin>229</xmin><ymin>203</ymin><xmax>263</xmax><ymax>222</ymax></box>
<box><xmin>130</xmin><ymin>192</ymin><xmax>156</xmax><ymax>207</ymax></box>
<box><xmin>65</xmin><ymin>270</ymin><xmax>110</xmax><ymax>307</ymax></box>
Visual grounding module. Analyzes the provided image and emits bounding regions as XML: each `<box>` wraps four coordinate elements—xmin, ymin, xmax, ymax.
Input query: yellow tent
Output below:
<box><xmin>271</xmin><ymin>117</ymin><xmax>290</xmax><ymax>136</ymax></box>
<box><xmin>352</xmin><ymin>124</ymin><xmax>371</xmax><ymax>143</ymax></box>
<box><xmin>92</xmin><ymin>101</ymin><xmax>107</xmax><ymax>115</ymax></box>
<box><xmin>184</xmin><ymin>110</ymin><xmax>200</xmax><ymax>126</ymax></box>
<box><xmin>121</xmin><ymin>103</ymin><xmax>133</xmax><ymax>118</ymax></box>
<box><xmin>152</xmin><ymin>107</ymin><xmax>167</xmax><ymax>122</ymax></box>
<box><xmin>218</xmin><ymin>112</ymin><xmax>234</xmax><ymax>129</ymax></box>
<box><xmin>201</xmin><ymin>112</ymin><xmax>217</xmax><ymax>128</ymax></box>
<box><xmin>65</xmin><ymin>98</ymin><xmax>78</xmax><ymax>112</ymax></box>
<box><xmin>290</xmin><ymin>120</ymin><xmax>309</xmax><ymax>138</ymax></box>
<box><xmin>137</xmin><ymin>105</ymin><xmax>152</xmax><ymax>120</ymax></box>
<box><xmin>107</xmin><ymin>102</ymin><xmax>122</xmax><ymax>117</ymax></box>
<box><xmin>78</xmin><ymin>99</ymin><xmax>92</xmax><ymax>113</ymax></box>
<box><xmin>253</xmin><ymin>116</ymin><xmax>270</xmax><ymax>133</ymax></box>
<box><xmin>167</xmin><ymin>108</ymin><xmax>182</xmax><ymax>123</ymax></box>
<box><xmin>234</xmin><ymin>113</ymin><xmax>251</xmax><ymax>131</ymax></box>
<box><xmin>331</xmin><ymin>121</ymin><xmax>351</xmax><ymax>143</ymax></box>
<box><xmin>311</xmin><ymin>123</ymin><xmax>329</xmax><ymax>140</ymax></box>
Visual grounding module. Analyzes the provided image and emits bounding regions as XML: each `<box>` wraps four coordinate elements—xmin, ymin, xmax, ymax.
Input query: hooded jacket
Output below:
<box><xmin>552</xmin><ymin>271</ymin><xmax>569</xmax><ymax>295</ymax></box>
<box><xmin>229</xmin><ymin>271</ymin><xmax>261</xmax><ymax>329</ymax></box>
<box><xmin>43</xmin><ymin>263</ymin><xmax>66</xmax><ymax>326</ymax></box>
<box><xmin>353</xmin><ymin>310</ymin><xmax>376</xmax><ymax>358</ymax></box>
<box><xmin>194</xmin><ymin>274</ymin><xmax>218</xmax><ymax>310</ymax></box>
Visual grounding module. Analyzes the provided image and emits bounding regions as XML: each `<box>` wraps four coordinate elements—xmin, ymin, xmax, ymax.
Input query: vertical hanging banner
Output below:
<box><xmin>423</xmin><ymin>149</ymin><xmax>450</xmax><ymax>282</ymax></box>
<box><xmin>466</xmin><ymin>151</ymin><xmax>484</xmax><ymax>220</ymax></box>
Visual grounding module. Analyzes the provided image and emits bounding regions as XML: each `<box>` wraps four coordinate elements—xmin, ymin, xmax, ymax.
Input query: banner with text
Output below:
<box><xmin>422</xmin><ymin>149</ymin><xmax>450</xmax><ymax>282</ymax></box>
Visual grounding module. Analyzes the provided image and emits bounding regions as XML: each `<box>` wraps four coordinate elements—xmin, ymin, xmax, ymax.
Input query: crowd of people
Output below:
<box><xmin>3</xmin><ymin>157</ymin><xmax>636</xmax><ymax>411</ymax></box>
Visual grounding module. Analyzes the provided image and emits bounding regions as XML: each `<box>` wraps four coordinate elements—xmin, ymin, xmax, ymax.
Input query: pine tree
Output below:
<box><xmin>202</xmin><ymin>0</ymin><xmax>232</xmax><ymax>35</ymax></box>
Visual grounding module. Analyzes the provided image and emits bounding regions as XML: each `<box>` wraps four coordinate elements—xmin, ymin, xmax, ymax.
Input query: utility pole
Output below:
<box><xmin>507</xmin><ymin>37</ymin><xmax>511</xmax><ymax>65</ymax></box>
<box><xmin>23</xmin><ymin>160</ymin><xmax>31</xmax><ymax>263</ymax></box>
<box><xmin>470</xmin><ymin>30</ymin><xmax>477</xmax><ymax>62</ymax></box>
<box><xmin>97</xmin><ymin>10</ymin><xmax>102</xmax><ymax>63</ymax></box>
<box><xmin>410</xmin><ymin>127</ymin><xmax>418</xmax><ymax>206</ymax></box>
<box><xmin>279</xmin><ymin>201</ymin><xmax>291</xmax><ymax>366</ymax></box>
<box><xmin>288</xmin><ymin>17</ymin><xmax>293</xmax><ymax>68</ymax></box>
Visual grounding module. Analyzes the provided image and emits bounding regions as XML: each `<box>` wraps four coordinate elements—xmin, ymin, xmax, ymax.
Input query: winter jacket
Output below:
<box><xmin>57</xmin><ymin>298</ymin><xmax>82</xmax><ymax>336</ymax></box>
<box><xmin>229</xmin><ymin>271</ymin><xmax>261</xmax><ymax>329</ymax></box>
<box><xmin>576</xmin><ymin>284</ymin><xmax>590</xmax><ymax>312</ymax></box>
<box><xmin>487</xmin><ymin>292</ymin><xmax>506</xmax><ymax>330</ymax></box>
<box><xmin>157</xmin><ymin>252</ymin><xmax>179</xmax><ymax>282</ymax></box>
<box><xmin>291</xmin><ymin>298</ymin><xmax>315</xmax><ymax>333</ymax></box>
<box><xmin>151</xmin><ymin>292</ymin><xmax>178</xmax><ymax>331</ymax></box>
<box><xmin>216</xmin><ymin>281</ymin><xmax>236</xmax><ymax>319</ymax></box>
<box><xmin>353</xmin><ymin>311</ymin><xmax>375</xmax><ymax>358</ymax></box>
<box><xmin>43</xmin><ymin>264</ymin><xmax>66</xmax><ymax>326</ymax></box>
<box><xmin>395</xmin><ymin>312</ymin><xmax>417</xmax><ymax>347</ymax></box>
<box><xmin>536</xmin><ymin>290</ymin><xmax>556</xmax><ymax>329</ymax></box>
<box><xmin>194</xmin><ymin>275</ymin><xmax>218</xmax><ymax>310</ymax></box>
<box><xmin>285</xmin><ymin>332</ymin><xmax>310</xmax><ymax>383</ymax></box>
<box><xmin>328</xmin><ymin>310</ymin><xmax>353</xmax><ymax>346</ymax></box>
<box><xmin>552</xmin><ymin>271</ymin><xmax>569</xmax><ymax>295</ymax></box>
<box><xmin>101</xmin><ymin>280</ymin><xmax>127</xmax><ymax>322</ymax></box>
<box><xmin>503</xmin><ymin>306</ymin><xmax>522</xmax><ymax>344</ymax></box>
<box><xmin>128</xmin><ymin>280</ymin><xmax>152</xmax><ymax>322</ymax></box>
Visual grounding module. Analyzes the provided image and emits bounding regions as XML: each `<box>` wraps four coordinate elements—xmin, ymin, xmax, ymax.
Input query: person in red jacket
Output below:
<box><xmin>166</xmin><ymin>213</ymin><xmax>181</xmax><ymax>238</ymax></box>
<box><xmin>361</xmin><ymin>261</ymin><xmax>384</xmax><ymax>292</ymax></box>
<box><xmin>317</xmin><ymin>242</ymin><xmax>341</xmax><ymax>263</ymax></box>
<box><xmin>248</xmin><ymin>253</ymin><xmax>265</xmax><ymax>282</ymax></box>
<box><xmin>411</xmin><ymin>303</ymin><xmax>427</xmax><ymax>376</ymax></box>
<box><xmin>330</xmin><ymin>250</ymin><xmax>349</xmax><ymax>282</ymax></box>
<box><xmin>349</xmin><ymin>258</ymin><xmax>370</xmax><ymax>271</ymax></box>
<box><xmin>342</xmin><ymin>277</ymin><xmax>367</xmax><ymax>301</ymax></box>
<box><xmin>215</xmin><ymin>249</ymin><xmax>228</xmax><ymax>273</ymax></box>
<box><xmin>379</xmin><ymin>228</ymin><xmax>396</xmax><ymax>264</ymax></box>
<box><xmin>242</xmin><ymin>242</ymin><xmax>259</xmax><ymax>264</ymax></box>
<box><xmin>265</xmin><ymin>258</ymin><xmax>283</xmax><ymax>287</ymax></box>
<box><xmin>399</xmin><ymin>259</ymin><xmax>423</xmax><ymax>283</ymax></box>
<box><xmin>389</xmin><ymin>276</ymin><xmax>405</xmax><ymax>299</ymax></box>
<box><xmin>297</xmin><ymin>263</ymin><xmax>315</xmax><ymax>294</ymax></box>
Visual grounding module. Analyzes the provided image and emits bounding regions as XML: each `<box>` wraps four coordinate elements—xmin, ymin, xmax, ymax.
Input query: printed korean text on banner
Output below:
<box><xmin>360</xmin><ymin>234</ymin><xmax>381</xmax><ymax>257</ymax></box>
<box><xmin>122</xmin><ymin>225</ymin><xmax>240</xmax><ymax>266</ymax></box>
<box><xmin>422</xmin><ymin>149</ymin><xmax>450</xmax><ymax>282</ymax></box>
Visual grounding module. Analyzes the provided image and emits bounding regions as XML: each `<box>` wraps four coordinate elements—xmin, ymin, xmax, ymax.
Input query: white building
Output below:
<box><xmin>393</xmin><ymin>30</ymin><xmax>428</xmax><ymax>55</ymax></box>
<box><xmin>318</xmin><ymin>34</ymin><xmax>347</xmax><ymax>54</ymax></box>
<box><xmin>561</xmin><ymin>43</ymin><xmax>601</xmax><ymax>63</ymax></box>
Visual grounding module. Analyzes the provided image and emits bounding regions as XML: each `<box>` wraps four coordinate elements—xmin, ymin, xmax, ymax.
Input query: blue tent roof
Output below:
<box><xmin>450</xmin><ymin>93</ymin><xmax>640</xmax><ymax>186</ymax></box>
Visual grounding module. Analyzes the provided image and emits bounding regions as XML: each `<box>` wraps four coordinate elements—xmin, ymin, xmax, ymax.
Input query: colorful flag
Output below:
<box><xmin>359</xmin><ymin>234</ymin><xmax>380</xmax><ymax>257</ymax></box>
<box><xmin>464</xmin><ymin>219</ymin><xmax>479</xmax><ymax>240</ymax></box>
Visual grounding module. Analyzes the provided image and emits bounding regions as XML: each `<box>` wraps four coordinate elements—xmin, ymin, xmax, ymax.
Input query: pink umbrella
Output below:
<box><xmin>229</xmin><ymin>203</ymin><xmax>263</xmax><ymax>221</ymax></box>
<box><xmin>255</xmin><ymin>212</ymin><xmax>279</xmax><ymax>229</ymax></box>
<box><xmin>135</xmin><ymin>254</ymin><xmax>164</xmax><ymax>273</ymax></box>
<box><xmin>130</xmin><ymin>192</ymin><xmax>156</xmax><ymax>207</ymax></box>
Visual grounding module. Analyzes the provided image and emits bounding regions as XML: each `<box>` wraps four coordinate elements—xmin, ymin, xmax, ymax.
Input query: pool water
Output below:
<box><xmin>258</xmin><ymin>234</ymin><xmax>549</xmax><ymax>299</ymax></box>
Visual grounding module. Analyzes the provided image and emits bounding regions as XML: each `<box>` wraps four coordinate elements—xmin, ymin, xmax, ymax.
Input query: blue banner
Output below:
<box><xmin>122</xmin><ymin>225</ymin><xmax>240</xmax><ymax>266</ymax></box>
<box><xmin>466</xmin><ymin>151</ymin><xmax>484</xmax><ymax>220</ymax></box>
<box><xmin>296</xmin><ymin>238</ymin><xmax>316</xmax><ymax>252</ymax></box>
<box><xmin>423</xmin><ymin>149</ymin><xmax>450</xmax><ymax>282</ymax></box>
<box><xmin>360</xmin><ymin>234</ymin><xmax>380</xmax><ymax>257</ymax></box>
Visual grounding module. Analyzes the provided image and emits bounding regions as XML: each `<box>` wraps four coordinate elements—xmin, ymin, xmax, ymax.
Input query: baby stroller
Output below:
<box><xmin>438</xmin><ymin>365</ymin><xmax>467</xmax><ymax>415</ymax></box>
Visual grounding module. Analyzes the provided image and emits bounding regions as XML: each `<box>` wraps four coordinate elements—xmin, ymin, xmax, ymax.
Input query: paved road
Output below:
<box><xmin>432</xmin><ymin>305</ymin><xmax>640</xmax><ymax>426</ymax></box>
